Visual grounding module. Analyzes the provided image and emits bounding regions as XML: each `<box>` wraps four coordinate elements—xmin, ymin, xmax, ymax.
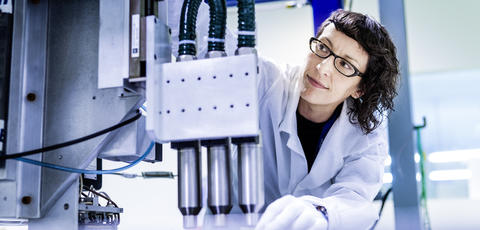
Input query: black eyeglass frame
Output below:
<box><xmin>309</xmin><ymin>37</ymin><xmax>364</xmax><ymax>77</ymax></box>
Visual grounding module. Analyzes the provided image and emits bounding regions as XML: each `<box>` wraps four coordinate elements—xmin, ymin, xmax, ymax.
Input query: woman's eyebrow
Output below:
<box><xmin>344</xmin><ymin>54</ymin><xmax>360</xmax><ymax>66</ymax></box>
<box><xmin>322</xmin><ymin>37</ymin><xmax>360</xmax><ymax>66</ymax></box>
<box><xmin>323</xmin><ymin>37</ymin><xmax>334</xmax><ymax>48</ymax></box>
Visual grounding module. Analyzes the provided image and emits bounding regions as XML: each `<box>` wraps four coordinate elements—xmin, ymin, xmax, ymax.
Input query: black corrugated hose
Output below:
<box><xmin>178</xmin><ymin>0</ymin><xmax>202</xmax><ymax>56</ymax></box>
<box><xmin>207</xmin><ymin>0</ymin><xmax>227</xmax><ymax>52</ymax></box>
<box><xmin>237</xmin><ymin>0</ymin><xmax>256</xmax><ymax>48</ymax></box>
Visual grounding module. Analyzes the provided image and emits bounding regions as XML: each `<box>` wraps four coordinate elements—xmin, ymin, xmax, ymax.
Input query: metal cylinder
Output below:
<box><xmin>177</xmin><ymin>146</ymin><xmax>202</xmax><ymax>228</ymax></box>
<box><xmin>207</xmin><ymin>145</ymin><xmax>232</xmax><ymax>221</ymax></box>
<box><xmin>238</xmin><ymin>142</ymin><xmax>263</xmax><ymax>226</ymax></box>
<box><xmin>205</xmin><ymin>50</ymin><xmax>227</xmax><ymax>59</ymax></box>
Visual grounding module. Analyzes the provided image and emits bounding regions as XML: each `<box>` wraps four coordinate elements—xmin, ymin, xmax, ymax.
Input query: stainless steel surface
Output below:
<box><xmin>0</xmin><ymin>180</ymin><xmax>16</xmax><ymax>217</ymax></box>
<box><xmin>98</xmin><ymin>112</ymin><xmax>159</xmax><ymax>162</ymax></box>
<box><xmin>183</xmin><ymin>215</ymin><xmax>197</xmax><ymax>229</ymax></box>
<box><xmin>147</xmin><ymin>54</ymin><xmax>259</xmax><ymax>142</ymax></box>
<box><xmin>176</xmin><ymin>54</ymin><xmax>196</xmax><ymax>62</ymax></box>
<box><xmin>0</xmin><ymin>0</ymin><xmax>49</xmax><ymax>218</ymax></box>
<box><xmin>207</xmin><ymin>145</ymin><xmax>232</xmax><ymax>215</ymax></box>
<box><xmin>98</xmin><ymin>0</ymin><xmax>129</xmax><ymax>89</ymax></box>
<box><xmin>29</xmin><ymin>179</ymin><xmax>79</xmax><ymax>230</ymax></box>
<box><xmin>145</xmin><ymin>14</ymin><xmax>171</xmax><ymax>143</ymax></box>
<box><xmin>1</xmin><ymin>0</ymin><xmax>167</xmax><ymax>227</ymax></box>
<box><xmin>41</xmin><ymin>0</ymin><xmax>140</xmax><ymax>217</ymax></box>
<box><xmin>238</xmin><ymin>143</ymin><xmax>264</xmax><ymax>218</ymax></box>
<box><xmin>235</xmin><ymin>47</ymin><xmax>257</xmax><ymax>56</ymax></box>
<box><xmin>156</xmin><ymin>0</ymin><xmax>168</xmax><ymax>25</ymax></box>
<box><xmin>177</xmin><ymin>145</ymin><xmax>202</xmax><ymax>229</ymax></box>
<box><xmin>205</xmin><ymin>50</ymin><xmax>227</xmax><ymax>59</ymax></box>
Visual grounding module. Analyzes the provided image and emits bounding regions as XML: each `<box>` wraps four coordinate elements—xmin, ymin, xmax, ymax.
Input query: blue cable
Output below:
<box><xmin>15</xmin><ymin>141</ymin><xmax>155</xmax><ymax>175</ymax></box>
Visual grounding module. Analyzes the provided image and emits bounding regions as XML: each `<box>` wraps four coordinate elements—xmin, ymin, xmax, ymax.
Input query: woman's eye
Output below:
<box><xmin>318</xmin><ymin>44</ymin><xmax>328</xmax><ymax>52</ymax></box>
<box><xmin>340</xmin><ymin>60</ymin><xmax>353</xmax><ymax>69</ymax></box>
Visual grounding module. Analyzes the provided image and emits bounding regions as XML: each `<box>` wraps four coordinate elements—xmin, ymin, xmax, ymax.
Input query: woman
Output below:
<box><xmin>255</xmin><ymin>9</ymin><xmax>399</xmax><ymax>230</ymax></box>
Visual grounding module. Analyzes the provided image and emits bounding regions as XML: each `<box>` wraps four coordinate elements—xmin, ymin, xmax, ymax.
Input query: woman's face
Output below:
<box><xmin>301</xmin><ymin>23</ymin><xmax>369</xmax><ymax>109</ymax></box>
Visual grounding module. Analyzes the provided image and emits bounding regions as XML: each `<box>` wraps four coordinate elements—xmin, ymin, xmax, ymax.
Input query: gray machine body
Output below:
<box><xmin>0</xmin><ymin>0</ymin><xmax>169</xmax><ymax>229</ymax></box>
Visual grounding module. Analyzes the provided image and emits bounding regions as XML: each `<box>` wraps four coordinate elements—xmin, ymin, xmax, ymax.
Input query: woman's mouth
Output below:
<box><xmin>307</xmin><ymin>75</ymin><xmax>328</xmax><ymax>89</ymax></box>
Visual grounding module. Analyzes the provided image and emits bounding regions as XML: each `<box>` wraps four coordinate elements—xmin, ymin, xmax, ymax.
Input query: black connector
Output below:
<box><xmin>178</xmin><ymin>0</ymin><xmax>202</xmax><ymax>56</ymax></box>
<box><xmin>237</xmin><ymin>0</ymin><xmax>256</xmax><ymax>48</ymax></box>
<box><xmin>207</xmin><ymin>0</ymin><xmax>227</xmax><ymax>52</ymax></box>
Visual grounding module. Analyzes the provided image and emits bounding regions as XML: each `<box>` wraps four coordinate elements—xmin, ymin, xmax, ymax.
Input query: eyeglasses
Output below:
<box><xmin>309</xmin><ymin>37</ymin><xmax>363</xmax><ymax>77</ymax></box>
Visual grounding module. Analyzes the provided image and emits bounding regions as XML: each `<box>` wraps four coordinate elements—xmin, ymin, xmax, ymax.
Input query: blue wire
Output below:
<box><xmin>15</xmin><ymin>141</ymin><xmax>155</xmax><ymax>175</ymax></box>
<box><xmin>140</xmin><ymin>104</ymin><xmax>147</xmax><ymax>111</ymax></box>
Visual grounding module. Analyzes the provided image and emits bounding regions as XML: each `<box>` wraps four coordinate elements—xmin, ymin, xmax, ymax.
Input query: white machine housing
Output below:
<box><xmin>146</xmin><ymin>54</ymin><xmax>259</xmax><ymax>142</ymax></box>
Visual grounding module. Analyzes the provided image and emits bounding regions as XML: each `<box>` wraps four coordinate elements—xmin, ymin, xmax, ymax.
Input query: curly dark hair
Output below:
<box><xmin>316</xmin><ymin>9</ymin><xmax>399</xmax><ymax>134</ymax></box>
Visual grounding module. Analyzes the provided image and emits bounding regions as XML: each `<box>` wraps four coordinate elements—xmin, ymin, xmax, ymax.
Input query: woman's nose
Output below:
<box><xmin>316</xmin><ymin>55</ymin><xmax>335</xmax><ymax>78</ymax></box>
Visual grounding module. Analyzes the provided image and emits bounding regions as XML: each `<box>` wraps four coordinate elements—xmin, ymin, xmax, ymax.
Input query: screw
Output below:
<box><xmin>26</xmin><ymin>93</ymin><xmax>36</xmax><ymax>102</ymax></box>
<box><xmin>64</xmin><ymin>203</ymin><xmax>69</xmax><ymax>210</ymax></box>
<box><xmin>21</xmin><ymin>196</ymin><xmax>32</xmax><ymax>205</ymax></box>
<box><xmin>58</xmin><ymin>155</ymin><xmax>63</xmax><ymax>160</ymax></box>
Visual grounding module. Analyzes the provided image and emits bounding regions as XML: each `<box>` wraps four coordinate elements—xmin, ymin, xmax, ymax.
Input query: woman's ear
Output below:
<box><xmin>351</xmin><ymin>88</ymin><xmax>364</xmax><ymax>99</ymax></box>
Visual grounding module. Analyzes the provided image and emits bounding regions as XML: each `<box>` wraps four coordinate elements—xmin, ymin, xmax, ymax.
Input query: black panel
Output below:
<box><xmin>155</xmin><ymin>143</ymin><xmax>162</xmax><ymax>161</ymax></box>
<box><xmin>0</xmin><ymin>12</ymin><xmax>13</xmax><ymax>159</ymax></box>
<box><xmin>82</xmin><ymin>158</ymin><xmax>102</xmax><ymax>190</ymax></box>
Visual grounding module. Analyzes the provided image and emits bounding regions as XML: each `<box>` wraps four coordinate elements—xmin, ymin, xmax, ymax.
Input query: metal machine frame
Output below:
<box><xmin>1</xmin><ymin>0</ymin><xmax>160</xmax><ymax>229</ymax></box>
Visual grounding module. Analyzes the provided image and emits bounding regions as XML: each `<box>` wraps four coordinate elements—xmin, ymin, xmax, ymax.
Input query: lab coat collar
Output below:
<box><xmin>295</xmin><ymin>98</ymin><xmax>370</xmax><ymax>192</ymax></box>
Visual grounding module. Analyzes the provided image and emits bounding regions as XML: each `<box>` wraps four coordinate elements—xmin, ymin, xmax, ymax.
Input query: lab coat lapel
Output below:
<box><xmin>277</xmin><ymin>69</ymin><xmax>307</xmax><ymax>194</ymax></box>
<box><xmin>278</xmin><ymin>71</ymin><xmax>304</xmax><ymax>156</ymax></box>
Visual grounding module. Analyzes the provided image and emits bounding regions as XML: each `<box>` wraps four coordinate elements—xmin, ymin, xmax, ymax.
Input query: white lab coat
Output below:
<box><xmin>256</xmin><ymin>57</ymin><xmax>388</xmax><ymax>230</ymax></box>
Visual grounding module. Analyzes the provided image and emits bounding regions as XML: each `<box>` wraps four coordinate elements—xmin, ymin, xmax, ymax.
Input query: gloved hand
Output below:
<box><xmin>255</xmin><ymin>195</ymin><xmax>328</xmax><ymax>230</ymax></box>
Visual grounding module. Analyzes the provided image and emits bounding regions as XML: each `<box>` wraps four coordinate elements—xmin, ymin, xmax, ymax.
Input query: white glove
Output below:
<box><xmin>255</xmin><ymin>195</ymin><xmax>328</xmax><ymax>230</ymax></box>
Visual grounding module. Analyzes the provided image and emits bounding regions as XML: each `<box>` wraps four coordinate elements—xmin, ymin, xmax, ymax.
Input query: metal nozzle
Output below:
<box><xmin>207</xmin><ymin>144</ymin><xmax>232</xmax><ymax>219</ymax></box>
<box><xmin>182</xmin><ymin>215</ymin><xmax>197</xmax><ymax>229</ymax></box>
<box><xmin>177</xmin><ymin>144</ymin><xmax>202</xmax><ymax>229</ymax></box>
<box><xmin>237</xmin><ymin>141</ymin><xmax>264</xmax><ymax>223</ymax></box>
